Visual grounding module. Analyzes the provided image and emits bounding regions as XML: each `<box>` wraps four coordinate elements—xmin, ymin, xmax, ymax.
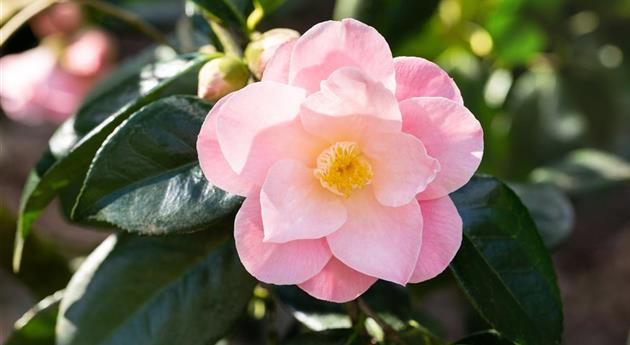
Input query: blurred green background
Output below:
<box><xmin>1</xmin><ymin>0</ymin><xmax>629</xmax><ymax>344</ymax></box>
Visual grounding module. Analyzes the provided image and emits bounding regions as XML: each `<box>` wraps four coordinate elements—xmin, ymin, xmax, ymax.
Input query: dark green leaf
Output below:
<box><xmin>281</xmin><ymin>329</ymin><xmax>368</xmax><ymax>345</ymax></box>
<box><xmin>255</xmin><ymin>0</ymin><xmax>286</xmax><ymax>14</ymax></box>
<box><xmin>56</xmin><ymin>231</ymin><xmax>255</xmax><ymax>345</ymax></box>
<box><xmin>14</xmin><ymin>52</ymin><xmax>216</xmax><ymax>271</ymax></box>
<box><xmin>190</xmin><ymin>0</ymin><xmax>252</xmax><ymax>29</ymax></box>
<box><xmin>508</xmin><ymin>183</ymin><xmax>574</xmax><ymax>249</ymax></box>
<box><xmin>4</xmin><ymin>291</ymin><xmax>62</xmax><ymax>345</ymax></box>
<box><xmin>74</xmin><ymin>46</ymin><xmax>178</xmax><ymax>134</ymax></box>
<box><xmin>1</xmin><ymin>208</ymin><xmax>71</xmax><ymax>298</ymax></box>
<box><xmin>449</xmin><ymin>176</ymin><xmax>563</xmax><ymax>345</ymax></box>
<box><xmin>71</xmin><ymin>96</ymin><xmax>242</xmax><ymax>234</ymax></box>
<box><xmin>454</xmin><ymin>329</ymin><xmax>515</xmax><ymax>345</ymax></box>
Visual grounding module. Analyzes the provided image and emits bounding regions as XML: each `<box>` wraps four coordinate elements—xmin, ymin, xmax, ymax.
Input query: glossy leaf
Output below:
<box><xmin>1</xmin><ymin>207</ymin><xmax>71</xmax><ymax>298</ymax></box>
<box><xmin>254</xmin><ymin>0</ymin><xmax>286</xmax><ymax>14</ymax></box>
<box><xmin>71</xmin><ymin>96</ymin><xmax>243</xmax><ymax>234</ymax></box>
<box><xmin>14</xmin><ymin>52</ymin><xmax>216</xmax><ymax>271</ymax></box>
<box><xmin>508</xmin><ymin>183</ymin><xmax>574</xmax><ymax>249</ymax></box>
<box><xmin>56</xmin><ymin>231</ymin><xmax>255</xmax><ymax>345</ymax></box>
<box><xmin>449</xmin><ymin>176</ymin><xmax>563</xmax><ymax>345</ymax></box>
<box><xmin>190</xmin><ymin>0</ymin><xmax>252</xmax><ymax>29</ymax></box>
<box><xmin>4</xmin><ymin>291</ymin><xmax>62</xmax><ymax>345</ymax></box>
<box><xmin>73</xmin><ymin>46</ymin><xmax>179</xmax><ymax>134</ymax></box>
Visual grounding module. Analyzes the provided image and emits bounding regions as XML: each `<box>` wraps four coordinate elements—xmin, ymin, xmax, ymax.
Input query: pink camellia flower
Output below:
<box><xmin>0</xmin><ymin>30</ymin><xmax>114</xmax><ymax>124</ymax></box>
<box><xmin>197</xmin><ymin>19</ymin><xmax>483</xmax><ymax>302</ymax></box>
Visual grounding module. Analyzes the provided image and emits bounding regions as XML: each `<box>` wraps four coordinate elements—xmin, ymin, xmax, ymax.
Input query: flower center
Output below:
<box><xmin>314</xmin><ymin>141</ymin><xmax>373</xmax><ymax>197</ymax></box>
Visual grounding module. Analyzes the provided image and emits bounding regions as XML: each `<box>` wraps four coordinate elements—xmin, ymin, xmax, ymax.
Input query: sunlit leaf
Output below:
<box><xmin>71</xmin><ymin>96</ymin><xmax>242</xmax><ymax>234</ymax></box>
<box><xmin>508</xmin><ymin>183</ymin><xmax>574</xmax><ymax>249</ymax></box>
<box><xmin>450</xmin><ymin>176</ymin><xmax>563</xmax><ymax>345</ymax></box>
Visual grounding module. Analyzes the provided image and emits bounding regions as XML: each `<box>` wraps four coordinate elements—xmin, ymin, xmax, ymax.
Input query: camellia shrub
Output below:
<box><xmin>6</xmin><ymin>1</ymin><xmax>563</xmax><ymax>345</ymax></box>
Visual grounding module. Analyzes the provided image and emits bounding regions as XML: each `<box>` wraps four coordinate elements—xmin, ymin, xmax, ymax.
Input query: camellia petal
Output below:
<box><xmin>216</xmin><ymin>81</ymin><xmax>306</xmax><ymax>173</ymax></box>
<box><xmin>394</xmin><ymin>57</ymin><xmax>463</xmax><ymax>104</ymax></box>
<box><xmin>261</xmin><ymin>39</ymin><xmax>296</xmax><ymax>83</ymax></box>
<box><xmin>214</xmin><ymin>82</ymin><xmax>325</xmax><ymax>190</ymax></box>
<box><xmin>301</xmin><ymin>67</ymin><xmax>401</xmax><ymax>142</ymax></box>
<box><xmin>299</xmin><ymin>257</ymin><xmax>377</xmax><ymax>303</ymax></box>
<box><xmin>363</xmin><ymin>131</ymin><xmax>440</xmax><ymax>207</ymax></box>
<box><xmin>289</xmin><ymin>19</ymin><xmax>396</xmax><ymax>94</ymax></box>
<box><xmin>400</xmin><ymin>97</ymin><xmax>483</xmax><ymax>200</ymax></box>
<box><xmin>260</xmin><ymin>160</ymin><xmax>347</xmax><ymax>243</ymax></box>
<box><xmin>409</xmin><ymin>196</ymin><xmax>462</xmax><ymax>283</ymax></box>
<box><xmin>197</xmin><ymin>94</ymin><xmax>255</xmax><ymax>196</ymax></box>
<box><xmin>326</xmin><ymin>189</ymin><xmax>423</xmax><ymax>285</ymax></box>
<box><xmin>235</xmin><ymin>193</ymin><xmax>332</xmax><ymax>284</ymax></box>
<box><xmin>236</xmin><ymin>122</ymin><xmax>326</xmax><ymax>187</ymax></box>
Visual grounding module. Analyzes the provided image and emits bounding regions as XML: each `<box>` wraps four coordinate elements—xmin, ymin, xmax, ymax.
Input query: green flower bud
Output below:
<box><xmin>197</xmin><ymin>55</ymin><xmax>249</xmax><ymax>102</ymax></box>
<box><xmin>245</xmin><ymin>28</ymin><xmax>299</xmax><ymax>79</ymax></box>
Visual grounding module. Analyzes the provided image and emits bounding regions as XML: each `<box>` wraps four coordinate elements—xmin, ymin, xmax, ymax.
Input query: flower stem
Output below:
<box><xmin>246</xmin><ymin>4</ymin><xmax>264</xmax><ymax>32</ymax></box>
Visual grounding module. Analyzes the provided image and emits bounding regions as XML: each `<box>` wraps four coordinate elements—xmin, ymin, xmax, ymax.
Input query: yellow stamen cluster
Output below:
<box><xmin>314</xmin><ymin>142</ymin><xmax>373</xmax><ymax>197</ymax></box>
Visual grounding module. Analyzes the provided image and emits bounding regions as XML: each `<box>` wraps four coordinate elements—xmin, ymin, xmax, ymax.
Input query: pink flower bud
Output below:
<box><xmin>245</xmin><ymin>28</ymin><xmax>299</xmax><ymax>79</ymax></box>
<box><xmin>0</xmin><ymin>30</ymin><xmax>115</xmax><ymax>125</ymax></box>
<box><xmin>62</xmin><ymin>30</ymin><xmax>115</xmax><ymax>77</ymax></box>
<box><xmin>197</xmin><ymin>55</ymin><xmax>249</xmax><ymax>102</ymax></box>
<box><xmin>30</xmin><ymin>2</ymin><xmax>84</xmax><ymax>38</ymax></box>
